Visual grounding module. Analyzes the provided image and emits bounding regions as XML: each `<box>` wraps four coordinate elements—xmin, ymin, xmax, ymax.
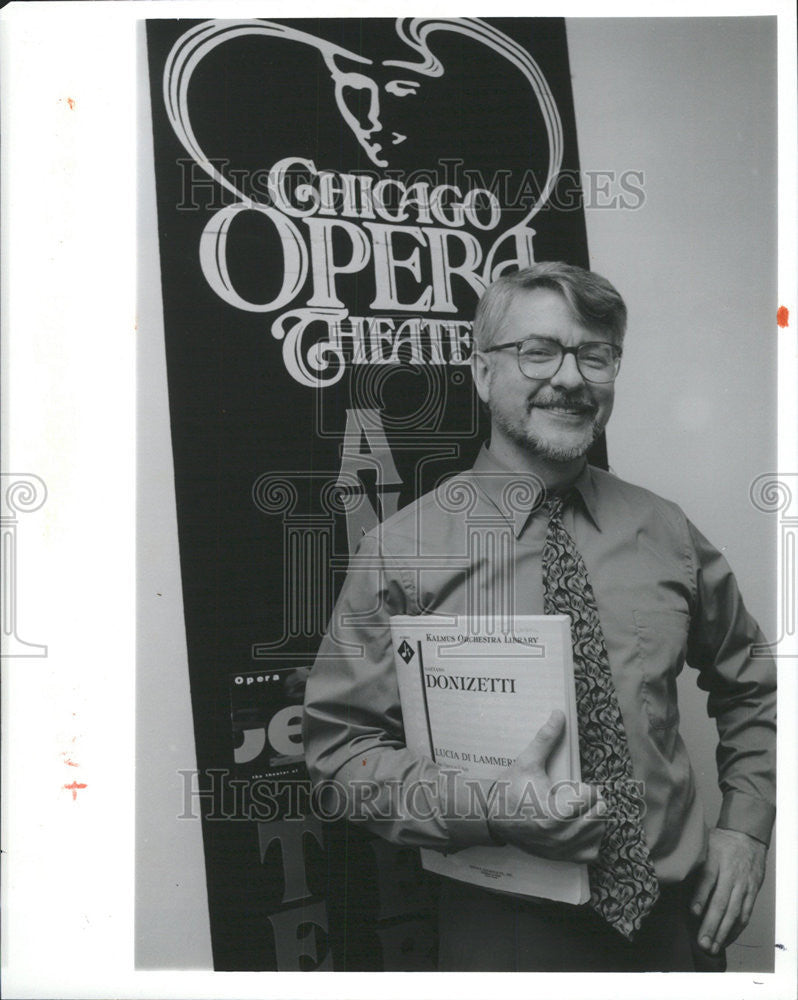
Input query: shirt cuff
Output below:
<box><xmin>442</xmin><ymin>773</ymin><xmax>497</xmax><ymax>848</ymax></box>
<box><xmin>717</xmin><ymin>790</ymin><xmax>775</xmax><ymax>846</ymax></box>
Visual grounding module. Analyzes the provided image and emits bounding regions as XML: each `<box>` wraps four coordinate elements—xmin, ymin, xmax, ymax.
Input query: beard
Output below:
<box><xmin>489</xmin><ymin>387</ymin><xmax>605</xmax><ymax>463</ymax></box>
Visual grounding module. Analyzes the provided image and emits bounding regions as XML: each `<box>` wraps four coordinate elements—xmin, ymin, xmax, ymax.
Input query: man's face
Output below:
<box><xmin>472</xmin><ymin>287</ymin><xmax>617</xmax><ymax>463</ymax></box>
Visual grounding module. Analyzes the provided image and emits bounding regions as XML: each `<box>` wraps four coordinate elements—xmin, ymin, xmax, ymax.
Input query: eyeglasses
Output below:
<box><xmin>482</xmin><ymin>336</ymin><xmax>622</xmax><ymax>384</ymax></box>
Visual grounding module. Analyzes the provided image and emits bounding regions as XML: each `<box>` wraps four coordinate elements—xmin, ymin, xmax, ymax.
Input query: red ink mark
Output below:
<box><xmin>63</xmin><ymin>758</ymin><xmax>79</xmax><ymax>767</ymax></box>
<box><xmin>67</xmin><ymin>97</ymin><xmax>75</xmax><ymax>110</ymax></box>
<box><xmin>64</xmin><ymin>781</ymin><xmax>87</xmax><ymax>801</ymax></box>
<box><xmin>777</xmin><ymin>306</ymin><xmax>789</xmax><ymax>328</ymax></box>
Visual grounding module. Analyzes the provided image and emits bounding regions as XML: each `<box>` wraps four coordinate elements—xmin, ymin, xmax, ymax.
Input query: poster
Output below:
<box><xmin>144</xmin><ymin>15</ymin><xmax>592</xmax><ymax>970</ymax></box>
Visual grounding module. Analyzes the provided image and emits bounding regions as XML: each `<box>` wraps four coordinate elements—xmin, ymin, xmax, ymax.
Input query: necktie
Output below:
<box><xmin>542</xmin><ymin>493</ymin><xmax>660</xmax><ymax>940</ymax></box>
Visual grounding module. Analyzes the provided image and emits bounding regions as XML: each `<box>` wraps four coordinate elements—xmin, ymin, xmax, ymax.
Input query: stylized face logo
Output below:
<box><xmin>164</xmin><ymin>17</ymin><xmax>563</xmax><ymax>212</ymax></box>
<box><xmin>328</xmin><ymin>58</ymin><xmax>422</xmax><ymax>167</ymax></box>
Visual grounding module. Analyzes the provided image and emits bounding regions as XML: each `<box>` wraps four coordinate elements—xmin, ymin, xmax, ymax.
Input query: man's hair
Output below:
<box><xmin>472</xmin><ymin>262</ymin><xmax>628</xmax><ymax>350</ymax></box>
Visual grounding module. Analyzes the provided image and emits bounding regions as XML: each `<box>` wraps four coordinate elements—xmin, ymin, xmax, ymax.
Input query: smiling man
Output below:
<box><xmin>473</xmin><ymin>276</ymin><xmax>619</xmax><ymax>467</ymax></box>
<box><xmin>303</xmin><ymin>262</ymin><xmax>776</xmax><ymax>972</ymax></box>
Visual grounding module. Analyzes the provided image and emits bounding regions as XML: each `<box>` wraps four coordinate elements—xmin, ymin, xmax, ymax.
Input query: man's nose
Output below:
<box><xmin>549</xmin><ymin>350</ymin><xmax>585</xmax><ymax>389</ymax></box>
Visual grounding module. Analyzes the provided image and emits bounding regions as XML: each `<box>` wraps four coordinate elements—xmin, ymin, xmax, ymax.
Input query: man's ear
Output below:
<box><xmin>471</xmin><ymin>350</ymin><xmax>491</xmax><ymax>405</ymax></box>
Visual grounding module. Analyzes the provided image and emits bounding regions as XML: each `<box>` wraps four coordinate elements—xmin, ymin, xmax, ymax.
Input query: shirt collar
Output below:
<box><xmin>467</xmin><ymin>444</ymin><xmax>602</xmax><ymax>536</ymax></box>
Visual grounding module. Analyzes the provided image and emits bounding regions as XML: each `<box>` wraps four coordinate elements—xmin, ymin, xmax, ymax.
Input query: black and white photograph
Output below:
<box><xmin>1</xmin><ymin>2</ymin><xmax>796</xmax><ymax>998</ymax></box>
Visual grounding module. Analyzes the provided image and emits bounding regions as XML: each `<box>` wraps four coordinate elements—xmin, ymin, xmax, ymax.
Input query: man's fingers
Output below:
<box><xmin>517</xmin><ymin>710</ymin><xmax>566</xmax><ymax>773</ymax></box>
<box><xmin>573</xmin><ymin>781</ymin><xmax>601</xmax><ymax>815</ymax></box>
<box><xmin>740</xmin><ymin>887</ymin><xmax>756</xmax><ymax>929</ymax></box>
<box><xmin>712</xmin><ymin>883</ymin><xmax>744</xmax><ymax>950</ymax></box>
<box><xmin>548</xmin><ymin>780</ymin><xmax>604</xmax><ymax>819</ymax></box>
<box><xmin>496</xmin><ymin>713</ymin><xmax>608</xmax><ymax>865</ymax></box>
<box><xmin>689</xmin><ymin>862</ymin><xmax>718</xmax><ymax>918</ymax></box>
<box><xmin>554</xmin><ymin>838</ymin><xmax>603</xmax><ymax>864</ymax></box>
<box><xmin>698</xmin><ymin>876</ymin><xmax>733</xmax><ymax>952</ymax></box>
<box><xmin>521</xmin><ymin>805</ymin><xmax>606</xmax><ymax>862</ymax></box>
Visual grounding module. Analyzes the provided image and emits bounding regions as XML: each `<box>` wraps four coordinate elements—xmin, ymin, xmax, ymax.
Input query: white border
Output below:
<box><xmin>1</xmin><ymin>2</ymin><xmax>795</xmax><ymax>998</ymax></box>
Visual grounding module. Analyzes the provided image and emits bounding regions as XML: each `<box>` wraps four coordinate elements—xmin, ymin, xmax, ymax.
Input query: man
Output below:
<box><xmin>303</xmin><ymin>262</ymin><xmax>776</xmax><ymax>972</ymax></box>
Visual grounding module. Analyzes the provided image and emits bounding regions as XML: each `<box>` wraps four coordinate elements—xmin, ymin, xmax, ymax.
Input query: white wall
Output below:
<box><xmin>136</xmin><ymin>24</ymin><xmax>213</xmax><ymax>969</ymax></box>
<box><xmin>567</xmin><ymin>16</ymin><xmax>777</xmax><ymax>972</ymax></box>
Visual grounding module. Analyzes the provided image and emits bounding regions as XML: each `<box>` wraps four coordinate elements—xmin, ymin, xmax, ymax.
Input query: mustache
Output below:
<box><xmin>528</xmin><ymin>390</ymin><xmax>597</xmax><ymax>411</ymax></box>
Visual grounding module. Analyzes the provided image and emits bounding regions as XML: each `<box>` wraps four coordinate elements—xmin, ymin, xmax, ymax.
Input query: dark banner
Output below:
<box><xmin>145</xmin><ymin>16</ymin><xmax>591</xmax><ymax>970</ymax></box>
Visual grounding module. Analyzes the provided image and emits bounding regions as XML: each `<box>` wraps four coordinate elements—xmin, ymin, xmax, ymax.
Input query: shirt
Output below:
<box><xmin>303</xmin><ymin>445</ymin><xmax>776</xmax><ymax>883</ymax></box>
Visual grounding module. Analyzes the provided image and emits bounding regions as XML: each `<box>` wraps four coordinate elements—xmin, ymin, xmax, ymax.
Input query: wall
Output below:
<box><xmin>567</xmin><ymin>16</ymin><xmax>778</xmax><ymax>971</ymax></box>
<box><xmin>136</xmin><ymin>24</ymin><xmax>213</xmax><ymax>968</ymax></box>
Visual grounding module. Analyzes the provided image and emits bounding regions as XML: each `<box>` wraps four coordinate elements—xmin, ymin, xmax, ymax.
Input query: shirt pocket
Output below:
<box><xmin>632</xmin><ymin>608</ymin><xmax>689</xmax><ymax>758</ymax></box>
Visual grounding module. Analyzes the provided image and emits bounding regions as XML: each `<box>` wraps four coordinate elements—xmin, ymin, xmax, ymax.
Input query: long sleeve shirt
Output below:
<box><xmin>302</xmin><ymin>445</ymin><xmax>776</xmax><ymax>883</ymax></box>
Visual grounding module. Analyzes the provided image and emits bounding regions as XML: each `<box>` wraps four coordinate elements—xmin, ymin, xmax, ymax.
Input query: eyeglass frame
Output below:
<box><xmin>480</xmin><ymin>335</ymin><xmax>623</xmax><ymax>384</ymax></box>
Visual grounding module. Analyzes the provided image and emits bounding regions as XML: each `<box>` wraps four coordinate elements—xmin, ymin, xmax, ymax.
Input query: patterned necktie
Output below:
<box><xmin>542</xmin><ymin>493</ymin><xmax>659</xmax><ymax>940</ymax></box>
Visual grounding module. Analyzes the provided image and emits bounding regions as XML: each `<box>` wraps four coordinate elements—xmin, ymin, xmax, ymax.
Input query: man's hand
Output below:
<box><xmin>487</xmin><ymin>710</ymin><xmax>606</xmax><ymax>862</ymax></box>
<box><xmin>690</xmin><ymin>827</ymin><xmax>768</xmax><ymax>954</ymax></box>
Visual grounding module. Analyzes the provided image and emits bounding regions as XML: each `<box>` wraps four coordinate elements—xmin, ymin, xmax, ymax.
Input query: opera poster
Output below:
<box><xmin>143</xmin><ymin>16</ymin><xmax>594</xmax><ymax>970</ymax></box>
